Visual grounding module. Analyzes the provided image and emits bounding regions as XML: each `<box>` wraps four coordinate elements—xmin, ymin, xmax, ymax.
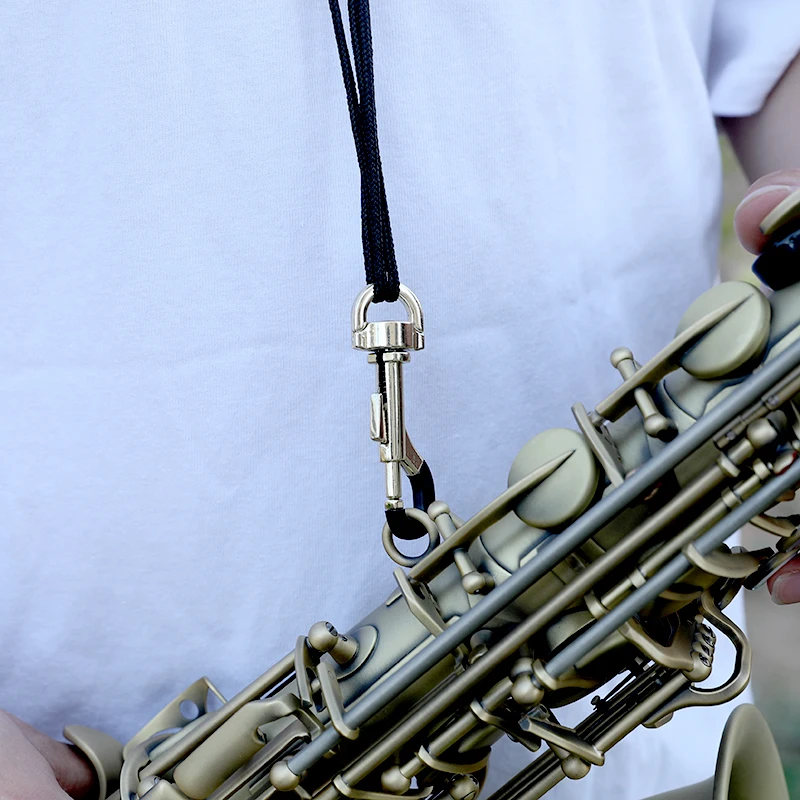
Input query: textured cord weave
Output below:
<box><xmin>329</xmin><ymin>0</ymin><xmax>400</xmax><ymax>303</ymax></box>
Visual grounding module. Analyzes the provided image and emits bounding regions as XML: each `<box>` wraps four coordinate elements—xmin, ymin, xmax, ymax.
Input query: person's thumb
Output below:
<box><xmin>0</xmin><ymin>712</ymin><xmax>96</xmax><ymax>800</ymax></box>
<box><xmin>767</xmin><ymin>554</ymin><xmax>800</xmax><ymax>605</ymax></box>
<box><xmin>734</xmin><ymin>169</ymin><xmax>800</xmax><ymax>254</ymax></box>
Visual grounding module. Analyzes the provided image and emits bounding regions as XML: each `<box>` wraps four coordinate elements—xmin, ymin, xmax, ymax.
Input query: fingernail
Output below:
<box><xmin>771</xmin><ymin>573</ymin><xmax>800</xmax><ymax>605</ymax></box>
<box><xmin>735</xmin><ymin>184</ymin><xmax>795</xmax><ymax>215</ymax></box>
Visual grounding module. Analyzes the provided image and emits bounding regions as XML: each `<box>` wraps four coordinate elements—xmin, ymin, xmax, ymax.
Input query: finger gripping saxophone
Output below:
<box><xmin>68</xmin><ymin>197</ymin><xmax>800</xmax><ymax>800</ymax></box>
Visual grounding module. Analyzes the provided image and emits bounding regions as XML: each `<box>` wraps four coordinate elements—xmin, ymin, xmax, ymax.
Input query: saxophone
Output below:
<box><xmin>65</xmin><ymin>193</ymin><xmax>800</xmax><ymax>800</ymax></box>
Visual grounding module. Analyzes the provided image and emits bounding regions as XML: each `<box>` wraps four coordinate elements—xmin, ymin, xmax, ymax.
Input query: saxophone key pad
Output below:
<box><xmin>508</xmin><ymin>428</ymin><xmax>599</xmax><ymax>529</ymax></box>
<box><xmin>676</xmin><ymin>281</ymin><xmax>771</xmax><ymax>380</ymax></box>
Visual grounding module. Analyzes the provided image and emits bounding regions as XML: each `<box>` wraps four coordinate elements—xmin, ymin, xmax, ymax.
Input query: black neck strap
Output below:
<box><xmin>329</xmin><ymin>0</ymin><xmax>400</xmax><ymax>303</ymax></box>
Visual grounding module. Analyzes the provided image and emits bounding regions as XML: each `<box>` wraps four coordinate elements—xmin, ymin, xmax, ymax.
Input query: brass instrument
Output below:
<box><xmin>65</xmin><ymin>193</ymin><xmax>800</xmax><ymax>800</ymax></box>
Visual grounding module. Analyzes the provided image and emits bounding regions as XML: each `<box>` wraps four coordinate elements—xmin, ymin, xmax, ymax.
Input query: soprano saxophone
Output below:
<box><xmin>66</xmin><ymin>194</ymin><xmax>800</xmax><ymax>800</ymax></box>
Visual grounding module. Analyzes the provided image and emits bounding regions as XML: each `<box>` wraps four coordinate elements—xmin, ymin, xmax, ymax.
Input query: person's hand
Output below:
<box><xmin>733</xmin><ymin>169</ymin><xmax>800</xmax><ymax>255</ymax></box>
<box><xmin>0</xmin><ymin>710</ymin><xmax>96</xmax><ymax>800</ymax></box>
<box><xmin>735</xmin><ymin>168</ymin><xmax>800</xmax><ymax>606</ymax></box>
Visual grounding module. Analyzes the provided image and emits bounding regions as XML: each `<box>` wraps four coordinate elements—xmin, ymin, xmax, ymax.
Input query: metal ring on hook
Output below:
<box><xmin>382</xmin><ymin>508</ymin><xmax>440</xmax><ymax>567</ymax></box>
<box><xmin>351</xmin><ymin>283</ymin><xmax>424</xmax><ymax>352</ymax></box>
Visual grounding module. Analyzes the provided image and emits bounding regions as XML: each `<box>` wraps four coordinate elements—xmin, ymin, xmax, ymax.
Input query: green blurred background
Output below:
<box><xmin>720</xmin><ymin>135</ymin><xmax>800</xmax><ymax>798</ymax></box>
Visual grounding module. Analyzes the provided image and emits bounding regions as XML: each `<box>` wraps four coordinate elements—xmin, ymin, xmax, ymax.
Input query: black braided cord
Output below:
<box><xmin>329</xmin><ymin>1</ymin><xmax>435</xmax><ymax>541</ymax></box>
<box><xmin>329</xmin><ymin>0</ymin><xmax>400</xmax><ymax>303</ymax></box>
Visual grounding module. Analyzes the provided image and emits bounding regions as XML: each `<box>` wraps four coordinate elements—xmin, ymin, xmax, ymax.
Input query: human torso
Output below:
<box><xmin>0</xmin><ymin>4</ymin><xmax>747</xmax><ymax>799</ymax></box>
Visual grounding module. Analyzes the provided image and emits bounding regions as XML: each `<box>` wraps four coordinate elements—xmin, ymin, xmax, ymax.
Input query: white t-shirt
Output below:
<box><xmin>1</xmin><ymin>3</ymin><xmax>799</xmax><ymax>799</ymax></box>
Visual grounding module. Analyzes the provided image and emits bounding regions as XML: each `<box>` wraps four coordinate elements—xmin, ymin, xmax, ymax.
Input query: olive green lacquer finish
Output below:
<box><xmin>69</xmin><ymin>203</ymin><xmax>800</xmax><ymax>800</ymax></box>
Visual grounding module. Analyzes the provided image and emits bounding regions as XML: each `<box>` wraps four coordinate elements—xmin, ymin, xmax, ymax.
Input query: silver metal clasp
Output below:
<box><xmin>352</xmin><ymin>284</ymin><xmax>426</xmax><ymax>512</ymax></box>
<box><xmin>352</xmin><ymin>283</ymin><xmax>424</xmax><ymax>352</ymax></box>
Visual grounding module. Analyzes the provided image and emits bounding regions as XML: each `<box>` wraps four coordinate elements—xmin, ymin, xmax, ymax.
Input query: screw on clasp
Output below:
<box><xmin>352</xmin><ymin>283</ymin><xmax>435</xmax><ymax>541</ymax></box>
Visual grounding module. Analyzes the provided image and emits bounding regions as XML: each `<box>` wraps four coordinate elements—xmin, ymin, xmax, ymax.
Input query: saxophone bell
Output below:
<box><xmin>645</xmin><ymin>704</ymin><xmax>789</xmax><ymax>800</ymax></box>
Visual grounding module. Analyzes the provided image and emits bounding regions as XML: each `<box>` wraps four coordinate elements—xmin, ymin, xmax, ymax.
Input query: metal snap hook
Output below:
<box><xmin>351</xmin><ymin>283</ymin><xmax>435</xmax><ymax>535</ymax></box>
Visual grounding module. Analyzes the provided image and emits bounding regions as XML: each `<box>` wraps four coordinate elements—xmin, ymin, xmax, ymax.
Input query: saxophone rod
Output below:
<box><xmin>543</xmin><ymin>454</ymin><xmax>800</xmax><ymax>680</ymax></box>
<box><xmin>287</xmin><ymin>336</ymin><xmax>800</xmax><ymax>779</ymax></box>
<box><xmin>319</xmin><ymin>466</ymin><xmax>727</xmax><ymax>800</ymax></box>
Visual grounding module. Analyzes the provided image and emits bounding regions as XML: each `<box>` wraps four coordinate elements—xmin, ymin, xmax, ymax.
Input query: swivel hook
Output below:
<box><xmin>352</xmin><ymin>284</ymin><xmax>435</xmax><ymax>540</ymax></box>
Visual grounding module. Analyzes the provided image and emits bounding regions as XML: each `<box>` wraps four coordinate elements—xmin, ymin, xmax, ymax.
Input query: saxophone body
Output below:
<box><xmin>67</xmin><ymin>201</ymin><xmax>800</xmax><ymax>800</ymax></box>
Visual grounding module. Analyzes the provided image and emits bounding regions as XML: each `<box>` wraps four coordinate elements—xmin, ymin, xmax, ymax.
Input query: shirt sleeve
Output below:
<box><xmin>708</xmin><ymin>0</ymin><xmax>800</xmax><ymax>117</ymax></box>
